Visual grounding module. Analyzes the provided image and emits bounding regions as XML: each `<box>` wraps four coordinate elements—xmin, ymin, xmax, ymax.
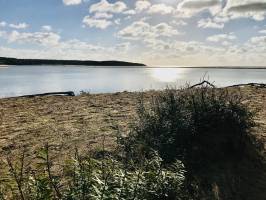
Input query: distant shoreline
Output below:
<box><xmin>0</xmin><ymin>57</ymin><xmax>146</xmax><ymax>67</ymax></box>
<box><xmin>85</xmin><ymin>66</ymin><xmax>266</xmax><ymax>69</ymax></box>
<box><xmin>2</xmin><ymin>65</ymin><xmax>266</xmax><ymax>69</ymax></box>
<box><xmin>147</xmin><ymin>66</ymin><xmax>266</xmax><ymax>69</ymax></box>
<box><xmin>1</xmin><ymin>57</ymin><xmax>266</xmax><ymax>69</ymax></box>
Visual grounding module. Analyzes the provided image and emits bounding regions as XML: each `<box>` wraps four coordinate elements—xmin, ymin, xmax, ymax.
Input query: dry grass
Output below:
<box><xmin>0</xmin><ymin>86</ymin><xmax>265</xmax><ymax>158</ymax></box>
<box><xmin>0</xmin><ymin>87</ymin><xmax>266</xmax><ymax>159</ymax></box>
<box><xmin>0</xmin><ymin>92</ymin><xmax>139</xmax><ymax>158</ymax></box>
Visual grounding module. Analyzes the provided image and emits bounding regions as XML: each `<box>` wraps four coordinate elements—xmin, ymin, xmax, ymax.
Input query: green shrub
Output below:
<box><xmin>1</xmin><ymin>146</ymin><xmax>185</xmax><ymax>200</ymax></box>
<box><xmin>121</xmin><ymin>86</ymin><xmax>254</xmax><ymax>168</ymax></box>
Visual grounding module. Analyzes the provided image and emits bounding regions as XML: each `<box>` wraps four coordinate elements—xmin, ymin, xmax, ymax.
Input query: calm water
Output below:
<box><xmin>1</xmin><ymin>65</ymin><xmax>266</xmax><ymax>97</ymax></box>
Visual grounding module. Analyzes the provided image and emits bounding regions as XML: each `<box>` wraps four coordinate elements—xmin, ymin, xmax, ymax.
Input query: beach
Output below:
<box><xmin>0</xmin><ymin>86</ymin><xmax>265</xmax><ymax>157</ymax></box>
<box><xmin>0</xmin><ymin>86</ymin><xmax>265</xmax><ymax>198</ymax></box>
<box><xmin>0</xmin><ymin>86</ymin><xmax>264</xmax><ymax>151</ymax></box>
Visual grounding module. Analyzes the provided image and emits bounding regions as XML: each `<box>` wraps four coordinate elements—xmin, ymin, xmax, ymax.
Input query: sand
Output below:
<box><xmin>0</xmin><ymin>86</ymin><xmax>265</xmax><ymax>157</ymax></box>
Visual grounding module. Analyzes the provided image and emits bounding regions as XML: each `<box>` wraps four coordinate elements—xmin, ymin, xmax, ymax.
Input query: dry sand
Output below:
<box><xmin>0</xmin><ymin>86</ymin><xmax>265</xmax><ymax>158</ymax></box>
<box><xmin>0</xmin><ymin>91</ymin><xmax>141</xmax><ymax>157</ymax></box>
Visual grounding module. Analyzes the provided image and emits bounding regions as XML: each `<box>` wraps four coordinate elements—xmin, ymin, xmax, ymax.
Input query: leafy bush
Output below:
<box><xmin>122</xmin><ymin>86</ymin><xmax>254</xmax><ymax>167</ymax></box>
<box><xmin>0</xmin><ymin>145</ymin><xmax>185</xmax><ymax>200</ymax></box>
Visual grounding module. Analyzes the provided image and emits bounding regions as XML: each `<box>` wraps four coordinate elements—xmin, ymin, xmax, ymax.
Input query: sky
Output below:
<box><xmin>0</xmin><ymin>0</ymin><xmax>266</xmax><ymax>66</ymax></box>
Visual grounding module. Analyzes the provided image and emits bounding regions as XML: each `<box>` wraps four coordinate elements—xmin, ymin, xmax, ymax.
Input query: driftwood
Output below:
<box><xmin>190</xmin><ymin>81</ymin><xmax>266</xmax><ymax>89</ymax></box>
<box><xmin>226</xmin><ymin>83</ymin><xmax>266</xmax><ymax>88</ymax></box>
<box><xmin>17</xmin><ymin>91</ymin><xmax>75</xmax><ymax>98</ymax></box>
<box><xmin>189</xmin><ymin>81</ymin><xmax>216</xmax><ymax>89</ymax></box>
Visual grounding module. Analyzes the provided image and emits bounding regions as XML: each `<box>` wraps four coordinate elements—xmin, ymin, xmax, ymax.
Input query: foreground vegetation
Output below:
<box><xmin>0</xmin><ymin>84</ymin><xmax>257</xmax><ymax>199</ymax></box>
<box><xmin>0</xmin><ymin>145</ymin><xmax>185</xmax><ymax>200</ymax></box>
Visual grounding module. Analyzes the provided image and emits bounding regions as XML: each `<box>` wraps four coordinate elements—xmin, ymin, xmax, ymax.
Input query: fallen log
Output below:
<box><xmin>17</xmin><ymin>91</ymin><xmax>75</xmax><ymax>98</ymax></box>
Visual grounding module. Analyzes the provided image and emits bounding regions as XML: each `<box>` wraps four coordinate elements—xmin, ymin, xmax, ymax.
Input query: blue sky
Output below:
<box><xmin>0</xmin><ymin>0</ymin><xmax>266</xmax><ymax>66</ymax></box>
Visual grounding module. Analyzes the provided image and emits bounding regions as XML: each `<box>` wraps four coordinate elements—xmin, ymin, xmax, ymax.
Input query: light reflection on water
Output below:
<box><xmin>149</xmin><ymin>68</ymin><xmax>188</xmax><ymax>82</ymax></box>
<box><xmin>0</xmin><ymin>65</ymin><xmax>266</xmax><ymax>97</ymax></box>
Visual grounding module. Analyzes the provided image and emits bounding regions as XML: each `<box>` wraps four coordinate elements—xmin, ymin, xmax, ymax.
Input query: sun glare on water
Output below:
<box><xmin>149</xmin><ymin>68</ymin><xmax>188</xmax><ymax>83</ymax></box>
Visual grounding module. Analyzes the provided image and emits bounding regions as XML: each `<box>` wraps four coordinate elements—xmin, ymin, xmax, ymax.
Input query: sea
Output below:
<box><xmin>0</xmin><ymin>65</ymin><xmax>266</xmax><ymax>98</ymax></box>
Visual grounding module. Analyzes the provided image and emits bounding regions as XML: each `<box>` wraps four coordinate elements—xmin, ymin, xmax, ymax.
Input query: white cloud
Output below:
<box><xmin>135</xmin><ymin>1</ymin><xmax>151</xmax><ymax>12</ymax></box>
<box><xmin>9</xmin><ymin>23</ymin><xmax>29</xmax><ymax>29</ymax></box>
<box><xmin>198</xmin><ymin>18</ymin><xmax>224</xmax><ymax>29</ymax></box>
<box><xmin>173</xmin><ymin>0</ymin><xmax>266</xmax><ymax>21</ymax></box>
<box><xmin>0</xmin><ymin>21</ymin><xmax>7</xmax><ymax>27</ymax></box>
<box><xmin>94</xmin><ymin>12</ymin><xmax>113</xmax><ymax>19</ymax></box>
<box><xmin>220</xmin><ymin>41</ymin><xmax>231</xmax><ymax>46</ymax></box>
<box><xmin>83</xmin><ymin>16</ymin><xmax>112</xmax><ymax>29</ymax></box>
<box><xmin>114</xmin><ymin>19</ymin><xmax>121</xmax><ymax>25</ymax></box>
<box><xmin>250</xmin><ymin>36</ymin><xmax>266</xmax><ymax>44</ymax></box>
<box><xmin>154</xmin><ymin>23</ymin><xmax>179</xmax><ymax>37</ymax></box>
<box><xmin>41</xmin><ymin>25</ymin><xmax>52</xmax><ymax>31</ymax></box>
<box><xmin>3</xmin><ymin>0</ymin><xmax>266</xmax><ymax>66</ymax></box>
<box><xmin>0</xmin><ymin>35</ymin><xmax>138</xmax><ymax>63</ymax></box>
<box><xmin>132</xmin><ymin>34</ymin><xmax>266</xmax><ymax>66</ymax></box>
<box><xmin>140</xmin><ymin>39</ymin><xmax>229</xmax><ymax>64</ymax></box>
<box><xmin>0</xmin><ymin>31</ymin><xmax>6</xmax><ymax>37</ymax></box>
<box><xmin>212</xmin><ymin>16</ymin><xmax>230</xmax><ymax>23</ymax></box>
<box><xmin>148</xmin><ymin>4</ymin><xmax>174</xmax><ymax>15</ymax></box>
<box><xmin>63</xmin><ymin>0</ymin><xmax>82</xmax><ymax>6</ymax></box>
<box><xmin>6</xmin><ymin>30</ymin><xmax>60</xmax><ymax>46</ymax></box>
<box><xmin>115</xmin><ymin>42</ymin><xmax>130</xmax><ymax>51</ymax></box>
<box><xmin>223</xmin><ymin>0</ymin><xmax>266</xmax><ymax>21</ymax></box>
<box><xmin>118</xmin><ymin>21</ymin><xmax>179</xmax><ymax>40</ymax></box>
<box><xmin>225</xmin><ymin>0</ymin><xmax>266</xmax><ymax>12</ymax></box>
<box><xmin>179</xmin><ymin>0</ymin><xmax>220</xmax><ymax>9</ymax></box>
<box><xmin>59</xmin><ymin>39</ymin><xmax>105</xmax><ymax>51</ymax></box>
<box><xmin>177</xmin><ymin>0</ymin><xmax>221</xmax><ymax>17</ymax></box>
<box><xmin>259</xmin><ymin>29</ymin><xmax>266</xmax><ymax>34</ymax></box>
<box><xmin>171</xmin><ymin>20</ymin><xmax>187</xmax><ymax>26</ymax></box>
<box><xmin>207</xmin><ymin>33</ymin><xmax>236</xmax><ymax>43</ymax></box>
<box><xmin>89</xmin><ymin>0</ymin><xmax>127</xmax><ymax>13</ymax></box>
<box><xmin>123</xmin><ymin>10</ymin><xmax>136</xmax><ymax>15</ymax></box>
